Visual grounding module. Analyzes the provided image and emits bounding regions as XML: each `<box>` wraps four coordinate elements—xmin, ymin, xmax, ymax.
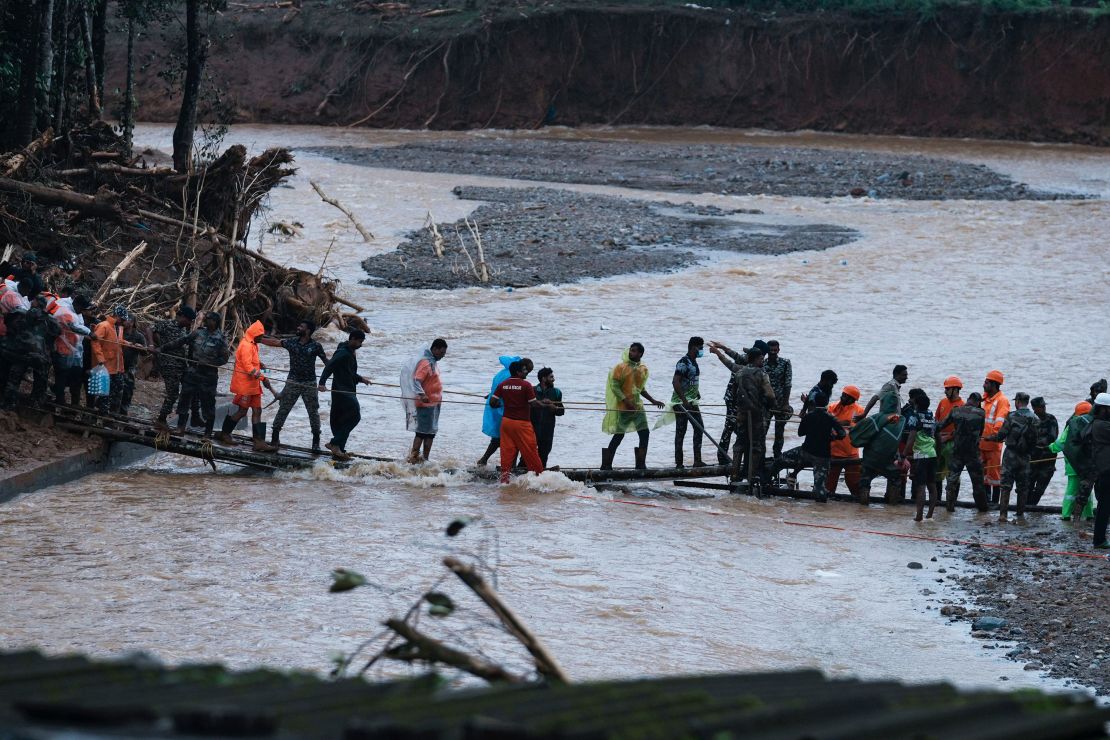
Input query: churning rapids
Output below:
<box><xmin>2</xmin><ymin>125</ymin><xmax>1108</xmax><ymax>695</ymax></box>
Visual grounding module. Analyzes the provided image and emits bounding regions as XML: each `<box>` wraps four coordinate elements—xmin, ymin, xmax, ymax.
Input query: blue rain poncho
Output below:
<box><xmin>482</xmin><ymin>355</ymin><xmax>521</xmax><ymax>438</ymax></box>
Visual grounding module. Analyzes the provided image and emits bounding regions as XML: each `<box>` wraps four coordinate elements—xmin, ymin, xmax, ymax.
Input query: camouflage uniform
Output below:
<box><xmin>764</xmin><ymin>355</ymin><xmax>792</xmax><ymax>457</ymax></box>
<box><xmin>153</xmin><ymin>319</ymin><xmax>190</xmax><ymax>421</ymax></box>
<box><xmin>1029</xmin><ymin>412</ymin><xmax>1059</xmax><ymax>506</ymax></box>
<box><xmin>732</xmin><ymin>365</ymin><xmax>777</xmax><ymax>486</ymax></box>
<box><xmin>272</xmin><ymin>337</ymin><xmax>328</xmax><ymax>438</ymax></box>
<box><xmin>943</xmin><ymin>404</ymin><xmax>987</xmax><ymax>511</ymax></box>
<box><xmin>988</xmin><ymin>407</ymin><xmax>1038</xmax><ymax>518</ymax></box>
<box><xmin>2</xmin><ymin>307</ymin><xmax>58</xmax><ymax>407</ymax></box>
<box><xmin>717</xmin><ymin>348</ymin><xmax>746</xmax><ymax>464</ymax></box>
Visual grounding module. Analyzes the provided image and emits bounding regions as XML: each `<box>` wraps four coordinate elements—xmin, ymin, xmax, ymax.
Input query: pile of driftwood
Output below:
<box><xmin>0</xmin><ymin>120</ymin><xmax>364</xmax><ymax>336</ymax></box>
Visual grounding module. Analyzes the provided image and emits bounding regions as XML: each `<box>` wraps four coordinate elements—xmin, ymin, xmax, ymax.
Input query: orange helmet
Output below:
<box><xmin>943</xmin><ymin>376</ymin><xmax>963</xmax><ymax>389</ymax></box>
<box><xmin>1075</xmin><ymin>401</ymin><xmax>1092</xmax><ymax>415</ymax></box>
<box><xmin>985</xmin><ymin>370</ymin><xmax>1005</xmax><ymax>385</ymax></box>
<box><xmin>842</xmin><ymin>385</ymin><xmax>861</xmax><ymax>401</ymax></box>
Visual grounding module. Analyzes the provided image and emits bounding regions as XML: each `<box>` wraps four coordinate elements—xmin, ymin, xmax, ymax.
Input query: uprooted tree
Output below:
<box><xmin>0</xmin><ymin>120</ymin><xmax>365</xmax><ymax>335</ymax></box>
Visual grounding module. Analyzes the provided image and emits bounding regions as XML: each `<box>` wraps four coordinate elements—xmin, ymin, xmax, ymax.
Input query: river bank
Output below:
<box><xmin>361</xmin><ymin>185</ymin><xmax>857</xmax><ymax>288</ymax></box>
<box><xmin>939</xmin><ymin>525</ymin><xmax>1110</xmax><ymax>696</ymax></box>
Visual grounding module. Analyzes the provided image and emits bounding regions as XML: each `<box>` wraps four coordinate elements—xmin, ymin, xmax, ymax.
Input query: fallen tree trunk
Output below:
<box><xmin>383</xmin><ymin>618</ymin><xmax>526</xmax><ymax>685</ymax></box>
<box><xmin>0</xmin><ymin>177</ymin><xmax>125</xmax><ymax>221</ymax></box>
<box><xmin>310</xmin><ymin>180</ymin><xmax>374</xmax><ymax>242</ymax></box>
<box><xmin>93</xmin><ymin>240</ymin><xmax>148</xmax><ymax>305</ymax></box>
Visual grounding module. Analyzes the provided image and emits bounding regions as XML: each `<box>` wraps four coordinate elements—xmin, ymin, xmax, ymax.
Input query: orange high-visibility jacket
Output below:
<box><xmin>979</xmin><ymin>391</ymin><xmax>1010</xmax><ymax>452</ymax></box>
<box><xmin>829</xmin><ymin>400</ymin><xmax>865</xmax><ymax>459</ymax></box>
<box><xmin>91</xmin><ymin>317</ymin><xmax>124</xmax><ymax>374</ymax></box>
<box><xmin>935</xmin><ymin>397</ymin><xmax>965</xmax><ymax>442</ymax></box>
<box><xmin>230</xmin><ymin>321</ymin><xmax>265</xmax><ymax>396</ymax></box>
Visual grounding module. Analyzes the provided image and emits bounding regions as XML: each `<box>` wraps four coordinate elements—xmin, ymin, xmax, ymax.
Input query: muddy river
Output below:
<box><xmin>2</xmin><ymin>125</ymin><xmax>1108</xmax><ymax>693</ymax></box>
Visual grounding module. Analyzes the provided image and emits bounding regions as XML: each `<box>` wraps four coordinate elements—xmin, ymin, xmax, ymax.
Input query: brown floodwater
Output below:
<box><xmin>2</xmin><ymin>124</ymin><xmax>1108</xmax><ymax>694</ymax></box>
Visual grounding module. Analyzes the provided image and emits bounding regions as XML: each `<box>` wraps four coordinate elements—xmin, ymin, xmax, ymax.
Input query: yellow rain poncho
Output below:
<box><xmin>602</xmin><ymin>349</ymin><xmax>651</xmax><ymax>434</ymax></box>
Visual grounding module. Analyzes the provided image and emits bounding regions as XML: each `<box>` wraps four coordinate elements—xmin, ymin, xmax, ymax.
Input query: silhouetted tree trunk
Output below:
<box><xmin>15</xmin><ymin>1</ymin><xmax>41</xmax><ymax>144</ymax></box>
<box><xmin>79</xmin><ymin>7</ymin><xmax>101</xmax><ymax>119</ymax></box>
<box><xmin>172</xmin><ymin>0</ymin><xmax>206</xmax><ymax>172</ymax></box>
<box><xmin>91</xmin><ymin>0</ymin><xmax>107</xmax><ymax>102</ymax></box>
<box><xmin>52</xmin><ymin>0</ymin><xmax>71</xmax><ymax>131</ymax></box>
<box><xmin>36</xmin><ymin>0</ymin><xmax>55</xmax><ymax>127</ymax></box>
<box><xmin>122</xmin><ymin>18</ymin><xmax>136</xmax><ymax>155</ymax></box>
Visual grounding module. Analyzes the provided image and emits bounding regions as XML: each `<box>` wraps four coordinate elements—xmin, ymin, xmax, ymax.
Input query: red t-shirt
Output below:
<box><xmin>495</xmin><ymin>377</ymin><xmax>536</xmax><ymax>421</ymax></box>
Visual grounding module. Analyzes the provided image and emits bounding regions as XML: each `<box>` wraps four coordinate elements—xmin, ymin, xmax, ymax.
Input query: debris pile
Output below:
<box><xmin>0</xmin><ymin>121</ymin><xmax>363</xmax><ymax>336</ymax></box>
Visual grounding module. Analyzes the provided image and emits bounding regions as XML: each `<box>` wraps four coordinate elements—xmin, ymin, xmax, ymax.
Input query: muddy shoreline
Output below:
<box><xmin>938</xmin><ymin>524</ymin><xmax>1109</xmax><ymax>696</ymax></box>
<box><xmin>360</xmin><ymin>185</ymin><xmax>857</xmax><ymax>289</ymax></box>
<box><xmin>306</xmin><ymin>139</ymin><xmax>1067</xmax><ymax>201</ymax></box>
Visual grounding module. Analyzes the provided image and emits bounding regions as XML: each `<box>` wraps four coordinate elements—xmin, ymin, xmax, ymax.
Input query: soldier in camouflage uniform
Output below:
<box><xmin>940</xmin><ymin>391</ymin><xmax>988</xmax><ymax>511</ymax></box>
<box><xmin>160</xmin><ymin>311</ymin><xmax>230</xmax><ymax>438</ymax></box>
<box><xmin>985</xmin><ymin>391</ymin><xmax>1039</xmax><ymax>520</ymax></box>
<box><xmin>151</xmin><ymin>306</ymin><xmax>196</xmax><ymax>430</ymax></box>
<box><xmin>763</xmin><ymin>340</ymin><xmax>793</xmax><ymax>458</ymax></box>
<box><xmin>1028</xmin><ymin>396</ymin><xmax>1059</xmax><ymax>506</ymax></box>
<box><xmin>710</xmin><ymin>344</ymin><xmax>775</xmax><ymax>490</ymax></box>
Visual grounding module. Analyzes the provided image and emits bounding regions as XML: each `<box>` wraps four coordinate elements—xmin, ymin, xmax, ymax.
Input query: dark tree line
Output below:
<box><xmin>0</xmin><ymin>0</ymin><xmax>225</xmax><ymax>171</ymax></box>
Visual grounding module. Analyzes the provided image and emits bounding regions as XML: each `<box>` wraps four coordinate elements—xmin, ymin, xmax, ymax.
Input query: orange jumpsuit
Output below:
<box><xmin>979</xmin><ymin>391</ymin><xmax>1010</xmax><ymax>487</ymax></box>
<box><xmin>827</xmin><ymin>400</ymin><xmax>865</xmax><ymax>495</ymax></box>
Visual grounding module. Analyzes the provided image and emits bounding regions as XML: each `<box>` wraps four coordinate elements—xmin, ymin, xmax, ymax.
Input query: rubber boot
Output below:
<box><xmin>311</xmin><ymin>433</ymin><xmax>321</xmax><ymax>454</ymax></box>
<box><xmin>252</xmin><ymin>423</ymin><xmax>276</xmax><ymax>453</ymax></box>
<box><xmin>600</xmin><ymin>447</ymin><xmax>615</xmax><ymax>471</ymax></box>
<box><xmin>270</xmin><ymin>427</ymin><xmax>281</xmax><ymax>451</ymax></box>
<box><xmin>203</xmin><ymin>419</ymin><xmax>214</xmax><ymax>439</ymax></box>
<box><xmin>1015</xmin><ymin>485</ymin><xmax>1026</xmax><ymax>519</ymax></box>
<box><xmin>153</xmin><ymin>414</ymin><xmax>170</xmax><ymax>432</ymax></box>
<box><xmin>634</xmin><ymin>447</ymin><xmax>647</xmax><ymax>470</ymax></box>
<box><xmin>175</xmin><ymin>413</ymin><xmax>188</xmax><ymax>436</ymax></box>
<box><xmin>990</xmin><ymin>486</ymin><xmax>1001</xmax><ymax>505</ymax></box>
<box><xmin>945</xmin><ymin>482</ymin><xmax>957</xmax><ymax>513</ymax></box>
<box><xmin>998</xmin><ymin>487</ymin><xmax>1011</xmax><ymax>521</ymax></box>
<box><xmin>216</xmin><ymin>415</ymin><xmax>237</xmax><ymax>444</ymax></box>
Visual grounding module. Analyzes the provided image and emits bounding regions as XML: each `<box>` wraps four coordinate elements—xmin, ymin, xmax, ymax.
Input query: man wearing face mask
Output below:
<box><xmin>670</xmin><ymin>336</ymin><xmax>706</xmax><ymax>468</ymax></box>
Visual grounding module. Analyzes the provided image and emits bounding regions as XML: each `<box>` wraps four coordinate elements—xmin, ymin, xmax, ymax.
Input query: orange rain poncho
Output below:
<box><xmin>230</xmin><ymin>321</ymin><xmax>266</xmax><ymax>397</ymax></box>
<box><xmin>602</xmin><ymin>349</ymin><xmax>650</xmax><ymax>435</ymax></box>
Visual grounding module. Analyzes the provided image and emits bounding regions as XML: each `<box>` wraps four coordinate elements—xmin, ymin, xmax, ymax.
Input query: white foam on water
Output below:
<box><xmin>279</xmin><ymin>458</ymin><xmax>473</xmax><ymax>489</ymax></box>
<box><xmin>499</xmin><ymin>470</ymin><xmax>586</xmax><ymax>495</ymax></box>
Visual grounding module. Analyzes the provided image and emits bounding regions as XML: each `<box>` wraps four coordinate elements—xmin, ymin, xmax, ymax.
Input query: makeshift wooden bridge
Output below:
<box><xmin>47</xmin><ymin>404</ymin><xmax>1065</xmax><ymax>514</ymax></box>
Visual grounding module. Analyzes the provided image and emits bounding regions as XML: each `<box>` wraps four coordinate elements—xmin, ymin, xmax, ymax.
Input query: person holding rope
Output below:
<box><xmin>712</xmin><ymin>339</ymin><xmax>767</xmax><ymax>464</ymax></box>
<box><xmin>489</xmin><ymin>360</ymin><xmax>554</xmax><ymax>483</ymax></box>
<box><xmin>980</xmin><ymin>369</ymin><xmax>1011</xmax><ymax>503</ymax></box>
<box><xmin>773</xmin><ymin>391</ymin><xmax>845</xmax><ymax>503</ymax></box>
<box><xmin>257</xmin><ymin>320</ymin><xmax>328</xmax><ymax>453</ymax></box>
<box><xmin>531</xmin><ymin>367</ymin><xmax>564</xmax><ymax>468</ymax></box>
<box><xmin>1081</xmin><ymin>392</ymin><xmax>1110</xmax><ymax>549</ymax></box>
<box><xmin>662</xmin><ymin>336</ymin><xmax>706</xmax><ymax>469</ymax></box>
<box><xmin>1051</xmin><ymin>401</ymin><xmax>1095</xmax><ymax>521</ymax></box>
<box><xmin>901</xmin><ymin>392</ymin><xmax>940</xmax><ymax>521</ymax></box>
<box><xmin>601</xmin><ymin>342</ymin><xmax>664</xmax><ymax>471</ymax></box>
<box><xmin>827</xmin><ymin>385</ymin><xmax>865</xmax><ymax>500</ymax></box>
<box><xmin>940</xmin><ymin>392</ymin><xmax>988</xmax><ymax>512</ymax></box>
<box><xmin>1029</xmin><ymin>396</ymin><xmax>1060</xmax><ymax>506</ymax></box>
<box><xmin>317</xmin><ymin>329</ymin><xmax>371</xmax><ymax>461</ymax></box>
<box><xmin>151</xmin><ymin>306</ymin><xmax>196</xmax><ymax>431</ymax></box>
<box><xmin>217</xmin><ymin>320</ymin><xmax>278</xmax><ymax>452</ymax></box>
<box><xmin>158</xmin><ymin>311</ymin><xmax>229</xmax><ymax>438</ymax></box>
<box><xmin>712</xmin><ymin>344</ymin><xmax>776</xmax><ymax>491</ymax></box>
<box><xmin>477</xmin><ymin>355</ymin><xmax>532</xmax><ymax>467</ymax></box>
<box><xmin>764</xmin><ymin>340</ymin><xmax>793</xmax><ymax>458</ymax></box>
<box><xmin>401</xmin><ymin>338</ymin><xmax>448</xmax><ymax>464</ymax></box>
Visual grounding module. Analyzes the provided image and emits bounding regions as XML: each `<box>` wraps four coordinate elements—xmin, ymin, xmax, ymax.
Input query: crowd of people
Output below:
<box><xmin>2</xmin><ymin>252</ymin><xmax>1108</xmax><ymax>549</ymax></box>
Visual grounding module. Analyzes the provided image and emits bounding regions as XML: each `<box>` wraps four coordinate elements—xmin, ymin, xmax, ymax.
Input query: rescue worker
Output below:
<box><xmin>979</xmin><ymin>369</ymin><xmax>1010</xmax><ymax>503</ymax></box>
<box><xmin>2</xmin><ymin>251</ymin><xmax>44</xmax><ymax>297</ymax></box>
<box><xmin>712</xmin><ymin>339</ymin><xmax>768</xmax><ymax>463</ymax></box>
<box><xmin>160</xmin><ymin>312</ymin><xmax>230</xmax><ymax>438</ymax></box>
<box><xmin>764</xmin><ymin>340</ymin><xmax>793</xmax><ymax>458</ymax></box>
<box><xmin>1080</xmin><ymin>392</ymin><xmax>1110</xmax><ymax>549</ymax></box>
<box><xmin>601</xmin><ymin>343</ymin><xmax>664</xmax><ymax>470</ymax></box>
<box><xmin>1028</xmin><ymin>397</ymin><xmax>1060</xmax><ymax>506</ymax></box>
<box><xmin>772</xmin><ymin>391</ymin><xmax>845</xmax><ymax>503</ymax></box>
<box><xmin>531</xmin><ymin>367</ymin><xmax>564</xmax><ymax>468</ymax></box>
<box><xmin>217</xmin><ymin>320</ymin><xmax>277</xmax><ymax>452</ymax></box>
<box><xmin>50</xmin><ymin>293</ymin><xmax>92</xmax><ymax>406</ymax></box>
<box><xmin>117</xmin><ymin>316</ymin><xmax>147</xmax><ymax>416</ymax></box>
<box><xmin>985</xmin><ymin>391</ymin><xmax>1038</xmax><ymax>520</ymax></box>
<box><xmin>827</xmin><ymin>385</ymin><xmax>865</xmax><ymax>500</ymax></box>
<box><xmin>317</xmin><ymin>329</ymin><xmax>372</xmax><ymax>461</ymax></box>
<box><xmin>712</xmin><ymin>345</ymin><xmax>776</xmax><ymax>491</ymax></box>
<box><xmin>151</xmin><ymin>306</ymin><xmax>197</xmax><ymax>430</ymax></box>
<box><xmin>940</xmin><ymin>392</ymin><xmax>988</xmax><ymax>511</ymax></box>
<box><xmin>257</xmin><ymin>320</ymin><xmax>328</xmax><ymax>452</ymax></box>
<box><xmin>90</xmin><ymin>305</ymin><xmax>128</xmax><ymax>414</ymax></box>
<box><xmin>2</xmin><ymin>298</ymin><xmax>58</xmax><ymax>409</ymax></box>
<box><xmin>668</xmin><ymin>336</ymin><xmax>705</xmax><ymax>468</ymax></box>
<box><xmin>489</xmin><ymin>360</ymin><xmax>557</xmax><ymax>484</ymax></box>
<box><xmin>478</xmin><ymin>355</ymin><xmax>532</xmax><ymax>467</ymax></box>
<box><xmin>934</xmin><ymin>377</ymin><xmax>964</xmax><ymax>490</ymax></box>
<box><xmin>0</xmin><ymin>278</ymin><xmax>33</xmax><ymax>390</ymax></box>
<box><xmin>799</xmin><ymin>369</ymin><xmax>838</xmax><ymax>420</ymax></box>
<box><xmin>855</xmin><ymin>380</ymin><xmax>907</xmax><ymax>504</ymax></box>
<box><xmin>859</xmin><ymin>364</ymin><xmax>908</xmax><ymax>419</ymax></box>
<box><xmin>1049</xmin><ymin>401</ymin><xmax>1095</xmax><ymax>521</ymax></box>
<box><xmin>1057</xmin><ymin>400</ymin><xmax>1097</xmax><ymax>522</ymax></box>
<box><xmin>901</xmin><ymin>392</ymin><xmax>939</xmax><ymax>521</ymax></box>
